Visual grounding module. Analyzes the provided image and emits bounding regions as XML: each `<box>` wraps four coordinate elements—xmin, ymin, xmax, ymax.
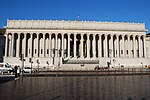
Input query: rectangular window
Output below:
<box><xmin>35</xmin><ymin>49</ymin><xmax>36</xmax><ymax>54</ymax></box>
<box><xmin>121</xmin><ymin>50</ymin><xmax>123</xmax><ymax>54</ymax></box>
<box><xmin>116</xmin><ymin>50</ymin><xmax>117</xmax><ymax>54</ymax></box>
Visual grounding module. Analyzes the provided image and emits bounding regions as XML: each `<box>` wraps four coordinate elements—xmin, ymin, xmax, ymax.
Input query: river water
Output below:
<box><xmin>0</xmin><ymin>75</ymin><xmax>150</xmax><ymax>100</ymax></box>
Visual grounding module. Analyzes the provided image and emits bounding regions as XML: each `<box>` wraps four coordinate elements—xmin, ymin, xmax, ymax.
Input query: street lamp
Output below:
<box><xmin>19</xmin><ymin>54</ymin><xmax>25</xmax><ymax>75</ymax></box>
<box><xmin>113</xmin><ymin>59</ymin><xmax>116</xmax><ymax>68</ymax></box>
<box><xmin>119</xmin><ymin>63</ymin><xmax>121</xmax><ymax>71</ymax></box>
<box><xmin>47</xmin><ymin>61</ymin><xmax>49</xmax><ymax>71</ymax></box>
<box><xmin>141</xmin><ymin>62</ymin><xmax>143</xmax><ymax>71</ymax></box>
<box><xmin>51</xmin><ymin>48</ymin><xmax>62</xmax><ymax>67</ymax></box>
<box><xmin>36</xmin><ymin>59</ymin><xmax>40</xmax><ymax>72</ymax></box>
<box><xmin>108</xmin><ymin>49</ymin><xmax>112</xmax><ymax>68</ymax></box>
<box><xmin>51</xmin><ymin>49</ymin><xmax>56</xmax><ymax>65</ymax></box>
<box><xmin>29</xmin><ymin>58</ymin><xmax>33</xmax><ymax>74</ymax></box>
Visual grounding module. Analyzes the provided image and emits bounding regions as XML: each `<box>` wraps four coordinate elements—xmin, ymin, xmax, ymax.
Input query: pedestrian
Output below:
<box><xmin>14</xmin><ymin>65</ymin><xmax>18</xmax><ymax>78</ymax></box>
<box><xmin>17</xmin><ymin>66</ymin><xmax>20</xmax><ymax>77</ymax></box>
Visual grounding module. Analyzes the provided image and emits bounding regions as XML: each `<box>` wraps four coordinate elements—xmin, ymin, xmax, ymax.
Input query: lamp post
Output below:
<box><xmin>119</xmin><ymin>63</ymin><xmax>120</xmax><ymax>71</ymax></box>
<box><xmin>51</xmin><ymin>49</ymin><xmax>56</xmax><ymax>66</ymax></box>
<box><xmin>36</xmin><ymin>59</ymin><xmax>40</xmax><ymax>72</ymax></box>
<box><xmin>113</xmin><ymin>59</ymin><xmax>116</xmax><ymax>71</ymax></box>
<box><xmin>29</xmin><ymin>58</ymin><xmax>33</xmax><ymax>74</ymax></box>
<box><xmin>47</xmin><ymin>61</ymin><xmax>49</xmax><ymax>71</ymax></box>
<box><xmin>19</xmin><ymin>54</ymin><xmax>25</xmax><ymax>75</ymax></box>
<box><xmin>141</xmin><ymin>62</ymin><xmax>143</xmax><ymax>71</ymax></box>
<box><xmin>108</xmin><ymin>49</ymin><xmax>112</xmax><ymax>68</ymax></box>
<box><xmin>113</xmin><ymin>59</ymin><xmax>116</xmax><ymax>69</ymax></box>
<box><xmin>51</xmin><ymin>48</ymin><xmax>62</xmax><ymax>67</ymax></box>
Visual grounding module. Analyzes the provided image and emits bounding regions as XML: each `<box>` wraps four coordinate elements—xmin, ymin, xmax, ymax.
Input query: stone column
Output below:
<box><xmin>104</xmin><ymin>34</ymin><xmax>108</xmax><ymax>57</ymax></box>
<box><xmin>8</xmin><ymin>35</ymin><xmax>12</xmax><ymax>57</ymax></box>
<box><xmin>74</xmin><ymin>34</ymin><xmax>76</xmax><ymax>58</ymax></box>
<box><xmin>143</xmin><ymin>35</ymin><xmax>146</xmax><ymax>57</ymax></box>
<box><xmin>81</xmin><ymin>34</ymin><xmax>84</xmax><ymax>58</ymax></box>
<box><xmin>55</xmin><ymin>34</ymin><xmax>58</xmax><ymax>57</ymax></box>
<box><xmin>138</xmin><ymin>35</ymin><xmax>141</xmax><ymax>57</ymax></box>
<box><xmin>43</xmin><ymin>33</ymin><xmax>45</xmax><ymax>57</ymax></box>
<box><xmin>128</xmin><ymin>35</ymin><xmax>131</xmax><ymax>58</ymax></box>
<box><xmin>110</xmin><ymin>35</ymin><xmax>114</xmax><ymax>58</ymax></box>
<box><xmin>87</xmin><ymin>34</ymin><xmax>90</xmax><ymax>58</ymax></box>
<box><xmin>30</xmin><ymin>33</ymin><xmax>33</xmax><ymax>57</ymax></box>
<box><xmin>67</xmin><ymin>34</ymin><xmax>70</xmax><ymax>58</ymax></box>
<box><xmin>61</xmin><ymin>34</ymin><xmax>64</xmax><ymax>58</ymax></box>
<box><xmin>122</xmin><ymin>35</ymin><xmax>125</xmax><ymax>58</ymax></box>
<box><xmin>36</xmin><ymin>33</ymin><xmax>39</xmax><ymax>57</ymax></box>
<box><xmin>24</xmin><ymin>34</ymin><xmax>26</xmax><ymax>57</ymax></box>
<box><xmin>11</xmin><ymin>33</ymin><xmax>14</xmax><ymax>57</ymax></box>
<box><xmin>93</xmin><ymin>34</ymin><xmax>96</xmax><ymax>58</ymax></box>
<box><xmin>4</xmin><ymin>34</ymin><xmax>8</xmax><ymax>57</ymax></box>
<box><xmin>133</xmin><ymin>35</ymin><xmax>136</xmax><ymax>58</ymax></box>
<box><xmin>49</xmin><ymin>33</ymin><xmax>51</xmax><ymax>57</ymax></box>
<box><xmin>98</xmin><ymin>34</ymin><xmax>102</xmax><ymax>58</ymax></box>
<box><xmin>116</xmin><ymin>35</ymin><xmax>119</xmax><ymax>58</ymax></box>
<box><xmin>16</xmin><ymin>33</ymin><xmax>20</xmax><ymax>57</ymax></box>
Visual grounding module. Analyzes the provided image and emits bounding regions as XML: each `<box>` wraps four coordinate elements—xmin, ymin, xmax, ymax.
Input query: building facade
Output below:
<box><xmin>146</xmin><ymin>33</ymin><xmax>150</xmax><ymax>58</ymax></box>
<box><xmin>4</xmin><ymin>20</ymin><xmax>150</xmax><ymax>70</ymax></box>
<box><xmin>0</xmin><ymin>29</ymin><xmax>5</xmax><ymax>62</ymax></box>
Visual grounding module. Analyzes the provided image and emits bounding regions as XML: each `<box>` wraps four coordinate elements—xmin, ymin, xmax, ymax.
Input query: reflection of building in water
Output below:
<box><xmin>3</xmin><ymin>20</ymin><xmax>150</xmax><ymax>70</ymax></box>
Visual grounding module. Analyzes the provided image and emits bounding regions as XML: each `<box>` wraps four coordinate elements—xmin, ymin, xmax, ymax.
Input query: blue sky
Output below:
<box><xmin>0</xmin><ymin>0</ymin><xmax>150</xmax><ymax>33</ymax></box>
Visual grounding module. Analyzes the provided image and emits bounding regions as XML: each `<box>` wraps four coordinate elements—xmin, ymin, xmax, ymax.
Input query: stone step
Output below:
<box><xmin>64</xmin><ymin>59</ymin><xmax>99</xmax><ymax>64</ymax></box>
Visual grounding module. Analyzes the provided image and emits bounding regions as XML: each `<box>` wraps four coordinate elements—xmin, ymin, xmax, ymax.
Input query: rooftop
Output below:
<box><xmin>5</xmin><ymin>19</ymin><xmax>147</xmax><ymax>32</ymax></box>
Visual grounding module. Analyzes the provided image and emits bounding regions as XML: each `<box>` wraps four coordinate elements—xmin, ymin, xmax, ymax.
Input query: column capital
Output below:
<box><xmin>121</xmin><ymin>34</ymin><xmax>125</xmax><ymax>37</ymax></box>
<box><xmin>99</xmin><ymin>33</ymin><xmax>102</xmax><ymax>36</ymax></box>
<box><xmin>87</xmin><ymin>34</ymin><xmax>90</xmax><ymax>36</ymax></box>
<box><xmin>138</xmin><ymin>35</ymin><xmax>141</xmax><ymax>38</ymax></box>
<box><xmin>48</xmin><ymin>33</ymin><xmax>52</xmax><ymax>35</ymax></box>
<box><xmin>93</xmin><ymin>34</ymin><xmax>96</xmax><ymax>36</ymax></box>
<box><xmin>81</xmin><ymin>33</ymin><xmax>84</xmax><ymax>37</ymax></box>
<box><xmin>110</xmin><ymin>34</ymin><xmax>114</xmax><ymax>36</ymax></box>
<box><xmin>67</xmin><ymin>33</ymin><xmax>71</xmax><ymax>36</ymax></box>
<box><xmin>127</xmin><ymin>35</ymin><xmax>130</xmax><ymax>38</ymax></box>
<box><xmin>116</xmin><ymin>34</ymin><xmax>119</xmax><ymax>37</ymax></box>
<box><xmin>73</xmin><ymin>33</ymin><xmax>77</xmax><ymax>35</ymax></box>
<box><xmin>104</xmin><ymin>34</ymin><xmax>108</xmax><ymax>37</ymax></box>
<box><xmin>143</xmin><ymin>35</ymin><xmax>146</xmax><ymax>38</ymax></box>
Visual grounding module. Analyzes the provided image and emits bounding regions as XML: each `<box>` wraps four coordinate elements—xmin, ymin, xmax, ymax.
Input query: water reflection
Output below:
<box><xmin>0</xmin><ymin>75</ymin><xmax>150</xmax><ymax>100</ymax></box>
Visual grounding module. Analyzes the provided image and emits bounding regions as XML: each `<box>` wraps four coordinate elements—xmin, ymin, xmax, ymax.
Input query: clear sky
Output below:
<box><xmin>0</xmin><ymin>0</ymin><xmax>150</xmax><ymax>33</ymax></box>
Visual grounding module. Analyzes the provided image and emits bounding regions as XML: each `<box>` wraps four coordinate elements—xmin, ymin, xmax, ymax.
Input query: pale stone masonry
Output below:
<box><xmin>3</xmin><ymin>20</ymin><xmax>150</xmax><ymax>70</ymax></box>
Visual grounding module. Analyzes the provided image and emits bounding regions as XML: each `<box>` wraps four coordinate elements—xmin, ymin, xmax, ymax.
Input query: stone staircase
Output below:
<box><xmin>63</xmin><ymin>58</ymin><xmax>99</xmax><ymax>64</ymax></box>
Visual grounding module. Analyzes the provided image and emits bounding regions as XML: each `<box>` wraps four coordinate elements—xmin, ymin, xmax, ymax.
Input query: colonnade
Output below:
<box><xmin>5</xmin><ymin>32</ymin><xmax>146</xmax><ymax>59</ymax></box>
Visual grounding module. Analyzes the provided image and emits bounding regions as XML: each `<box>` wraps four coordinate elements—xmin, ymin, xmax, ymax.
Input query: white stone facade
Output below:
<box><xmin>146</xmin><ymin>34</ymin><xmax>150</xmax><ymax>58</ymax></box>
<box><xmin>4</xmin><ymin>20</ymin><xmax>150</xmax><ymax>70</ymax></box>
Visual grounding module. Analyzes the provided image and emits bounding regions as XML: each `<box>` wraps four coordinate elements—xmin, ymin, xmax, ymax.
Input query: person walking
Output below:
<box><xmin>17</xmin><ymin>66</ymin><xmax>20</xmax><ymax>77</ymax></box>
<box><xmin>14</xmin><ymin>65</ymin><xmax>18</xmax><ymax>78</ymax></box>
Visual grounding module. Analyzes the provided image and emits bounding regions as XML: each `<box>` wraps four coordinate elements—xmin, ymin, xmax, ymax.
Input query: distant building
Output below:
<box><xmin>0</xmin><ymin>28</ymin><xmax>5</xmax><ymax>62</ymax></box>
<box><xmin>3</xmin><ymin>20</ymin><xmax>150</xmax><ymax>69</ymax></box>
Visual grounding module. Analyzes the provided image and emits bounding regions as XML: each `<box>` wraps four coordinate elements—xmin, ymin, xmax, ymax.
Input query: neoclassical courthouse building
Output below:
<box><xmin>3</xmin><ymin>20</ymin><xmax>150</xmax><ymax>70</ymax></box>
